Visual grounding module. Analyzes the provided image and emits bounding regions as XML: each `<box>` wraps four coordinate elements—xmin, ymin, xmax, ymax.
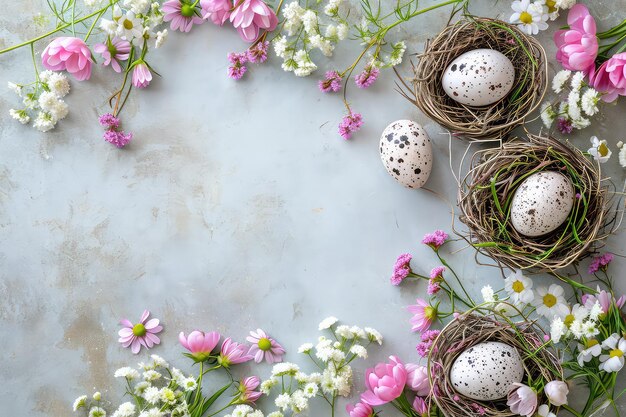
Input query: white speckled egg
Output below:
<box><xmin>450</xmin><ymin>341</ymin><xmax>524</xmax><ymax>401</ymax></box>
<box><xmin>379</xmin><ymin>120</ymin><xmax>432</xmax><ymax>189</ymax></box>
<box><xmin>510</xmin><ymin>171</ymin><xmax>575</xmax><ymax>237</ymax></box>
<box><xmin>442</xmin><ymin>49</ymin><xmax>515</xmax><ymax>106</ymax></box>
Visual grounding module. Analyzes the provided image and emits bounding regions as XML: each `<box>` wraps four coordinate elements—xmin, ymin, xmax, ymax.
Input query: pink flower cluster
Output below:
<box><xmin>421</xmin><ymin>230</ymin><xmax>448</xmax><ymax>250</ymax></box>
<box><xmin>319</xmin><ymin>71</ymin><xmax>342</xmax><ymax>93</ymax></box>
<box><xmin>99</xmin><ymin>113</ymin><xmax>133</xmax><ymax>148</ymax></box>
<box><xmin>42</xmin><ymin>37</ymin><xmax>93</xmax><ymax>81</ymax></box>
<box><xmin>200</xmin><ymin>0</ymin><xmax>277</xmax><ymax>41</ymax></box>
<box><xmin>427</xmin><ymin>266</ymin><xmax>445</xmax><ymax>295</ymax></box>
<box><xmin>390</xmin><ymin>253</ymin><xmax>413</xmax><ymax>286</ymax></box>
<box><xmin>582</xmin><ymin>286</ymin><xmax>625</xmax><ymax>314</ymax></box>
<box><xmin>227</xmin><ymin>41</ymin><xmax>270</xmax><ymax>80</ymax></box>
<box><xmin>338</xmin><ymin>112</ymin><xmax>364</xmax><ymax>140</ymax></box>
<box><xmin>354</xmin><ymin>64</ymin><xmax>380</xmax><ymax>89</ymax></box>
<box><xmin>587</xmin><ymin>252</ymin><xmax>613</xmax><ymax>274</ymax></box>
<box><xmin>415</xmin><ymin>329</ymin><xmax>440</xmax><ymax>358</ymax></box>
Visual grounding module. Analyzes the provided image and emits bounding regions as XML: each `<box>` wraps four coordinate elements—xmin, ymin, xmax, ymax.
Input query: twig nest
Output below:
<box><xmin>458</xmin><ymin>134</ymin><xmax>614</xmax><ymax>271</ymax></box>
<box><xmin>428</xmin><ymin>312</ymin><xmax>563</xmax><ymax>417</ymax></box>
<box><xmin>398</xmin><ymin>17</ymin><xmax>547</xmax><ymax>141</ymax></box>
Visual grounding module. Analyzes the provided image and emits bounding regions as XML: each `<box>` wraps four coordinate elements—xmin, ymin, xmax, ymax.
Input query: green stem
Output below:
<box><xmin>437</xmin><ymin>252</ymin><xmax>476</xmax><ymax>306</ymax></box>
<box><xmin>30</xmin><ymin>43</ymin><xmax>40</xmax><ymax>86</ymax></box>
<box><xmin>561</xmin><ymin>404</ymin><xmax>584</xmax><ymax>417</ymax></box>
<box><xmin>84</xmin><ymin>9</ymin><xmax>106</xmax><ymax>42</ymax></box>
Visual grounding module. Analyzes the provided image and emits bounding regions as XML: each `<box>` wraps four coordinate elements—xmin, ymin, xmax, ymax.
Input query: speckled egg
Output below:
<box><xmin>442</xmin><ymin>49</ymin><xmax>515</xmax><ymax>106</ymax></box>
<box><xmin>450</xmin><ymin>341</ymin><xmax>524</xmax><ymax>401</ymax></box>
<box><xmin>379</xmin><ymin>120</ymin><xmax>432</xmax><ymax>189</ymax></box>
<box><xmin>510</xmin><ymin>171</ymin><xmax>575</xmax><ymax>237</ymax></box>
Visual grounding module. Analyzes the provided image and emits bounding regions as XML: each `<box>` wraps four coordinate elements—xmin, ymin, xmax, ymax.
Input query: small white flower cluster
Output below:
<box><xmin>99</xmin><ymin>2</ymin><xmax>167</xmax><ymax>49</ymax></box>
<box><xmin>273</xmin><ymin>0</ymin><xmax>349</xmax><ymax>77</ymax></box>
<box><xmin>261</xmin><ymin>317</ymin><xmax>382</xmax><ymax>416</ymax></box>
<box><xmin>223</xmin><ymin>404</ymin><xmax>265</xmax><ymax>417</ymax></box>
<box><xmin>8</xmin><ymin>70</ymin><xmax>70</xmax><ymax>132</ymax></box>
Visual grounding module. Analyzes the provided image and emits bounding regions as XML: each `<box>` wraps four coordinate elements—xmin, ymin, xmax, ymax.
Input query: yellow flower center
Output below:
<box><xmin>546</xmin><ymin>0</ymin><xmax>557</xmax><ymax>13</ymax></box>
<box><xmin>586</xmin><ymin>339</ymin><xmax>599</xmax><ymax>349</ymax></box>
<box><xmin>132</xmin><ymin>323</ymin><xmax>146</xmax><ymax>337</ymax></box>
<box><xmin>543</xmin><ymin>294</ymin><xmax>557</xmax><ymax>308</ymax></box>
<box><xmin>564</xmin><ymin>314</ymin><xmax>575</xmax><ymax>327</ymax></box>
<box><xmin>123</xmin><ymin>19</ymin><xmax>134</xmax><ymax>30</ymax></box>
<box><xmin>520</xmin><ymin>11</ymin><xmax>533</xmax><ymax>24</ymax></box>
<box><xmin>609</xmin><ymin>348</ymin><xmax>624</xmax><ymax>358</ymax></box>
<box><xmin>424</xmin><ymin>306</ymin><xmax>437</xmax><ymax>320</ymax></box>
<box><xmin>258</xmin><ymin>338</ymin><xmax>272</xmax><ymax>351</ymax></box>
<box><xmin>598</xmin><ymin>142</ymin><xmax>609</xmax><ymax>157</ymax></box>
<box><xmin>512</xmin><ymin>280</ymin><xmax>525</xmax><ymax>293</ymax></box>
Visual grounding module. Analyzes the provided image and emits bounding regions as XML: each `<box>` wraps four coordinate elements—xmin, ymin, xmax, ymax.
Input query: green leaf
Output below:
<box><xmin>200</xmin><ymin>382</ymin><xmax>232</xmax><ymax>415</ymax></box>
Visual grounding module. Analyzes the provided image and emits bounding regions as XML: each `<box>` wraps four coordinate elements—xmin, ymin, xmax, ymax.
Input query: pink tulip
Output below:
<box><xmin>132</xmin><ymin>62</ymin><xmax>153</xmax><ymax>88</ymax></box>
<box><xmin>412</xmin><ymin>396</ymin><xmax>429</xmax><ymax>416</ymax></box>
<box><xmin>507</xmin><ymin>383</ymin><xmax>538</xmax><ymax>417</ymax></box>
<box><xmin>346</xmin><ymin>402</ymin><xmax>374</xmax><ymax>417</ymax></box>
<box><xmin>179</xmin><ymin>330</ymin><xmax>220</xmax><ymax>361</ymax></box>
<box><xmin>237</xmin><ymin>376</ymin><xmax>263</xmax><ymax>404</ymax></box>
<box><xmin>41</xmin><ymin>37</ymin><xmax>93</xmax><ymax>81</ymax></box>
<box><xmin>407</xmin><ymin>299</ymin><xmax>437</xmax><ymax>333</ymax></box>
<box><xmin>218</xmin><ymin>337</ymin><xmax>253</xmax><ymax>367</ymax></box>
<box><xmin>361</xmin><ymin>356</ymin><xmax>407</xmax><ymax>406</ymax></box>
<box><xmin>229</xmin><ymin>0</ymin><xmax>278</xmax><ymax>42</ymax></box>
<box><xmin>201</xmin><ymin>0</ymin><xmax>232</xmax><ymax>25</ymax></box>
<box><xmin>554</xmin><ymin>4</ymin><xmax>598</xmax><ymax>73</ymax></box>
<box><xmin>589</xmin><ymin>61</ymin><xmax>625</xmax><ymax>102</ymax></box>
<box><xmin>405</xmin><ymin>364</ymin><xmax>430</xmax><ymax>396</ymax></box>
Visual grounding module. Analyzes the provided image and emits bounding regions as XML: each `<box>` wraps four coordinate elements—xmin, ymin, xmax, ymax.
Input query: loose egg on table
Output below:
<box><xmin>510</xmin><ymin>171</ymin><xmax>575</xmax><ymax>237</ymax></box>
<box><xmin>442</xmin><ymin>48</ymin><xmax>515</xmax><ymax>107</ymax></box>
<box><xmin>449</xmin><ymin>341</ymin><xmax>525</xmax><ymax>401</ymax></box>
<box><xmin>379</xmin><ymin>120</ymin><xmax>432</xmax><ymax>189</ymax></box>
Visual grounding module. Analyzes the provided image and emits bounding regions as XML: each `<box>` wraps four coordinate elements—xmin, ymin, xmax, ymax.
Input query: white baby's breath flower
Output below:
<box><xmin>588</xmin><ymin>300</ymin><xmax>603</xmax><ymax>321</ymax></box>
<box><xmin>481</xmin><ymin>285</ymin><xmax>496</xmax><ymax>302</ymax></box>
<box><xmin>47</xmin><ymin>72</ymin><xmax>70</xmax><ymax>98</ymax></box>
<box><xmin>303</xmin><ymin>382</ymin><xmax>319</xmax><ymax>398</ymax></box>
<box><xmin>335</xmin><ymin>324</ymin><xmax>352</xmax><ymax>338</ymax></box>
<box><xmin>275</xmin><ymin>393</ymin><xmax>291</xmax><ymax>410</ymax></box>
<box><xmin>38</xmin><ymin>91</ymin><xmax>59</xmax><ymax>112</ymax></box>
<box><xmin>99</xmin><ymin>18</ymin><xmax>118</xmax><ymax>36</ymax></box>
<box><xmin>84</xmin><ymin>0</ymin><xmax>105</xmax><ymax>7</ymax></box>
<box><xmin>39</xmin><ymin>70</ymin><xmax>54</xmax><ymax>82</ymax></box>
<box><xmin>9</xmin><ymin>109</ymin><xmax>30</xmax><ymax>124</ymax></box>
<box><xmin>552</xmin><ymin>69</ymin><xmax>571</xmax><ymax>93</ymax></box>
<box><xmin>248</xmin><ymin>411</ymin><xmax>263</xmax><ymax>417</ymax></box>
<box><xmin>143</xmin><ymin>370</ymin><xmax>161</xmax><ymax>381</ymax></box>
<box><xmin>7</xmin><ymin>81</ymin><xmax>23</xmax><ymax>96</ymax></box>
<box><xmin>159</xmin><ymin>387</ymin><xmax>176</xmax><ymax>404</ymax></box>
<box><xmin>581</xmin><ymin>88</ymin><xmax>600</xmax><ymax>116</ymax></box>
<box><xmin>540</xmin><ymin>102</ymin><xmax>556</xmax><ymax>128</ymax></box>
<box><xmin>350</xmin><ymin>344</ymin><xmax>367</xmax><ymax>358</ymax></box>
<box><xmin>298</xmin><ymin>343</ymin><xmax>313</xmax><ymax>353</ymax></box>
<box><xmin>301</xmin><ymin>10</ymin><xmax>317</xmax><ymax>34</ymax></box>
<box><xmin>112</xmin><ymin>402</ymin><xmax>136</xmax><ymax>417</ymax></box>
<box><xmin>271</xmin><ymin>362</ymin><xmax>300</xmax><ymax>376</ymax></box>
<box><xmin>260</xmin><ymin>377</ymin><xmax>278</xmax><ymax>394</ymax></box>
<box><xmin>388</xmin><ymin>41</ymin><xmax>406</xmax><ymax>66</ymax></box>
<box><xmin>324</xmin><ymin>0</ymin><xmax>341</xmax><ymax>16</ymax></box>
<box><xmin>337</xmin><ymin>23</ymin><xmax>348</xmax><ymax>40</ymax></box>
<box><xmin>73</xmin><ymin>395</ymin><xmax>88</xmax><ymax>411</ymax></box>
<box><xmin>582</xmin><ymin>320</ymin><xmax>600</xmax><ymax>338</ymax></box>
<box><xmin>319</xmin><ymin>316</ymin><xmax>338</xmax><ymax>330</ymax></box>
<box><xmin>572</xmin><ymin>116</ymin><xmax>590</xmax><ymax>130</ymax></box>
<box><xmin>570</xmin><ymin>319</ymin><xmax>584</xmax><ymax>339</ymax></box>
<box><xmin>133</xmin><ymin>381</ymin><xmax>150</xmax><ymax>395</ymax></box>
<box><xmin>150</xmin><ymin>354</ymin><xmax>168</xmax><ymax>368</ymax></box>
<box><xmin>143</xmin><ymin>386</ymin><xmax>161</xmax><ymax>404</ymax></box>
<box><xmin>273</xmin><ymin>36</ymin><xmax>288</xmax><ymax>58</ymax></box>
<box><xmin>567</xmin><ymin>90</ymin><xmax>581</xmax><ymax>120</ymax></box>
<box><xmin>92</xmin><ymin>392</ymin><xmax>101</xmax><ymax>401</ymax></box>
<box><xmin>550</xmin><ymin>316</ymin><xmax>567</xmax><ymax>343</ymax></box>
<box><xmin>89</xmin><ymin>407</ymin><xmax>106</xmax><ymax>417</ymax></box>
<box><xmin>290</xmin><ymin>390</ymin><xmax>309</xmax><ymax>412</ymax></box>
<box><xmin>48</xmin><ymin>99</ymin><xmax>68</xmax><ymax>121</ymax></box>
<box><xmin>510</xmin><ymin>0</ymin><xmax>549</xmax><ymax>35</ymax></box>
<box><xmin>267</xmin><ymin>412</ymin><xmax>284</xmax><ymax>417</ymax></box>
<box><xmin>138</xmin><ymin>408</ymin><xmax>162</xmax><ymax>417</ymax></box>
<box><xmin>619</xmin><ymin>146</ymin><xmax>626</xmax><ymax>168</ymax></box>
<box><xmin>570</xmin><ymin>71</ymin><xmax>585</xmax><ymax>92</ymax></box>
<box><xmin>588</xmin><ymin>136</ymin><xmax>612</xmax><ymax>163</ymax></box>
<box><xmin>154</xmin><ymin>29</ymin><xmax>168</xmax><ymax>48</ymax></box>
<box><xmin>124</xmin><ymin>0</ymin><xmax>151</xmax><ymax>14</ymax></box>
<box><xmin>181</xmin><ymin>377</ymin><xmax>197</xmax><ymax>391</ymax></box>
<box><xmin>33</xmin><ymin>112</ymin><xmax>56</xmax><ymax>132</ymax></box>
<box><xmin>364</xmin><ymin>327</ymin><xmax>383</xmax><ymax>344</ymax></box>
<box><xmin>556</xmin><ymin>0</ymin><xmax>576</xmax><ymax>9</ymax></box>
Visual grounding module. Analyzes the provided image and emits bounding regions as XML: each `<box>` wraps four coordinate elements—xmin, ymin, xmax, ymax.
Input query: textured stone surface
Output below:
<box><xmin>0</xmin><ymin>1</ymin><xmax>625</xmax><ymax>416</ymax></box>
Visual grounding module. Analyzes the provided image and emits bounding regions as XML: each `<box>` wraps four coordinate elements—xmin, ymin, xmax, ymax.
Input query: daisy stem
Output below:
<box><xmin>84</xmin><ymin>9</ymin><xmax>106</xmax><ymax>42</ymax></box>
<box><xmin>71</xmin><ymin>0</ymin><xmax>76</xmax><ymax>36</ymax></box>
<box><xmin>30</xmin><ymin>44</ymin><xmax>40</xmax><ymax>86</ymax></box>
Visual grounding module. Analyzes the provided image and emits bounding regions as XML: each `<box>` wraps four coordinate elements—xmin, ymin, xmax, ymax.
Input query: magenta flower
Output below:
<box><xmin>179</xmin><ymin>330</ymin><xmax>221</xmax><ymax>361</ymax></box>
<box><xmin>391</xmin><ymin>253</ymin><xmax>412</xmax><ymax>286</ymax></box>
<box><xmin>218</xmin><ymin>337</ymin><xmax>253</xmax><ymax>367</ymax></box>
<box><xmin>237</xmin><ymin>376</ymin><xmax>263</xmax><ymax>404</ymax></box>
<box><xmin>422</xmin><ymin>230</ymin><xmax>448</xmax><ymax>250</ymax></box>
<box><xmin>319</xmin><ymin>71</ymin><xmax>342</xmax><ymax>93</ymax></box>
<box><xmin>587</xmin><ymin>253</ymin><xmax>614</xmax><ymax>274</ymax></box>
<box><xmin>360</xmin><ymin>356</ymin><xmax>407</xmax><ymax>406</ymax></box>
<box><xmin>132</xmin><ymin>62</ymin><xmax>153</xmax><ymax>88</ymax></box>
<box><xmin>355</xmin><ymin>64</ymin><xmax>380</xmax><ymax>89</ymax></box>
<box><xmin>590</xmin><ymin>53</ymin><xmax>626</xmax><ymax>102</ymax></box>
<box><xmin>228</xmin><ymin>52</ymin><xmax>248</xmax><ymax>80</ymax></box>
<box><xmin>118</xmin><ymin>310</ymin><xmax>163</xmax><ymax>354</ymax></box>
<box><xmin>405</xmin><ymin>363</ymin><xmax>430</xmax><ymax>396</ymax></box>
<box><xmin>507</xmin><ymin>383</ymin><xmax>538</xmax><ymax>417</ymax></box>
<box><xmin>104</xmin><ymin>130</ymin><xmax>133</xmax><ymax>148</ymax></box>
<box><xmin>246</xmin><ymin>328</ymin><xmax>285</xmax><ymax>363</ymax></box>
<box><xmin>201</xmin><ymin>0</ymin><xmax>232</xmax><ymax>25</ymax></box>
<box><xmin>93</xmin><ymin>37</ymin><xmax>131</xmax><ymax>73</ymax></box>
<box><xmin>554</xmin><ymin>4</ymin><xmax>598</xmax><ymax>73</ymax></box>
<box><xmin>346</xmin><ymin>402</ymin><xmax>375</xmax><ymax>417</ymax></box>
<box><xmin>162</xmin><ymin>0</ymin><xmax>204</xmax><ymax>32</ymax></box>
<box><xmin>556</xmin><ymin>117</ymin><xmax>574</xmax><ymax>134</ymax></box>
<box><xmin>338</xmin><ymin>111</ymin><xmax>364</xmax><ymax>140</ymax></box>
<box><xmin>230</xmin><ymin>0</ymin><xmax>278</xmax><ymax>42</ymax></box>
<box><xmin>428</xmin><ymin>266</ymin><xmax>445</xmax><ymax>295</ymax></box>
<box><xmin>416</xmin><ymin>330</ymin><xmax>440</xmax><ymax>358</ymax></box>
<box><xmin>41</xmin><ymin>37</ymin><xmax>93</xmax><ymax>81</ymax></box>
<box><xmin>99</xmin><ymin>113</ymin><xmax>120</xmax><ymax>129</ymax></box>
<box><xmin>413</xmin><ymin>396</ymin><xmax>429</xmax><ymax>416</ymax></box>
<box><xmin>606</xmin><ymin>53</ymin><xmax>626</xmax><ymax>90</ymax></box>
<box><xmin>408</xmin><ymin>299</ymin><xmax>437</xmax><ymax>332</ymax></box>
<box><xmin>247</xmin><ymin>41</ymin><xmax>269</xmax><ymax>63</ymax></box>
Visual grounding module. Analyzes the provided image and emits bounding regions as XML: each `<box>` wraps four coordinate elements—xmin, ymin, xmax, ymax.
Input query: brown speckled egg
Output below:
<box><xmin>510</xmin><ymin>171</ymin><xmax>575</xmax><ymax>237</ymax></box>
<box><xmin>442</xmin><ymin>49</ymin><xmax>515</xmax><ymax>107</ymax></box>
<box><xmin>379</xmin><ymin>120</ymin><xmax>432</xmax><ymax>189</ymax></box>
<box><xmin>450</xmin><ymin>341</ymin><xmax>524</xmax><ymax>401</ymax></box>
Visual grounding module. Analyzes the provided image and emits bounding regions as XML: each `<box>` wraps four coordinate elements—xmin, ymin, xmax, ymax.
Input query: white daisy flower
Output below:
<box><xmin>588</xmin><ymin>136</ymin><xmax>612</xmax><ymax>163</ymax></box>
<box><xmin>599</xmin><ymin>334</ymin><xmax>626</xmax><ymax>372</ymax></box>
<box><xmin>510</xmin><ymin>0</ymin><xmax>549</xmax><ymax>35</ymax></box>
<box><xmin>570</xmin><ymin>71</ymin><xmax>585</xmax><ymax>92</ymax></box>
<box><xmin>552</xmin><ymin>69</ymin><xmax>571</xmax><ymax>93</ymax></box>
<box><xmin>577</xmin><ymin>339</ymin><xmax>602</xmax><ymax>366</ymax></box>
<box><xmin>581</xmin><ymin>88</ymin><xmax>600</xmax><ymax>116</ymax></box>
<box><xmin>117</xmin><ymin>11</ymin><xmax>143</xmax><ymax>41</ymax></box>
<box><xmin>504</xmin><ymin>269</ymin><xmax>534</xmax><ymax>305</ymax></box>
<box><xmin>318</xmin><ymin>316</ymin><xmax>338</xmax><ymax>330</ymax></box>
<box><xmin>533</xmin><ymin>284</ymin><xmax>569</xmax><ymax>318</ymax></box>
<box><xmin>143</xmin><ymin>386</ymin><xmax>161</xmax><ymax>404</ymax></box>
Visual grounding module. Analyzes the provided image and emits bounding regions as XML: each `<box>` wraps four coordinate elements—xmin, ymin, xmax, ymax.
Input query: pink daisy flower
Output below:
<box><xmin>218</xmin><ymin>337</ymin><xmax>253</xmax><ymax>367</ymax></box>
<box><xmin>118</xmin><ymin>310</ymin><xmax>163</xmax><ymax>354</ymax></box>
<box><xmin>93</xmin><ymin>37</ymin><xmax>131</xmax><ymax>73</ymax></box>
<box><xmin>162</xmin><ymin>0</ymin><xmax>204</xmax><ymax>32</ymax></box>
<box><xmin>407</xmin><ymin>299</ymin><xmax>437</xmax><ymax>333</ymax></box>
<box><xmin>237</xmin><ymin>376</ymin><xmax>263</xmax><ymax>404</ymax></box>
<box><xmin>246</xmin><ymin>328</ymin><xmax>285</xmax><ymax>363</ymax></box>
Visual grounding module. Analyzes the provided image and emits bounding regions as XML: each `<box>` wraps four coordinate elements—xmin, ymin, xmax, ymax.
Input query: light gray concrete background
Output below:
<box><xmin>0</xmin><ymin>1</ymin><xmax>625</xmax><ymax>416</ymax></box>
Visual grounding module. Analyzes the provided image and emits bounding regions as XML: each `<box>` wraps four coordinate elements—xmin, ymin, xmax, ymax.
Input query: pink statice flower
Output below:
<box><xmin>422</xmin><ymin>230</ymin><xmax>448</xmax><ymax>250</ymax></box>
<box><xmin>408</xmin><ymin>299</ymin><xmax>437</xmax><ymax>332</ymax></box>
<box><xmin>104</xmin><ymin>130</ymin><xmax>133</xmax><ymax>148</ymax></box>
<box><xmin>346</xmin><ymin>402</ymin><xmax>374</xmax><ymax>417</ymax></box>
<box><xmin>201</xmin><ymin>0</ymin><xmax>232</xmax><ymax>25</ymax></box>
<box><xmin>319</xmin><ymin>70</ymin><xmax>342</xmax><ymax>93</ymax></box>
<box><xmin>391</xmin><ymin>253</ymin><xmax>412</xmax><ymax>286</ymax></box>
<box><xmin>554</xmin><ymin>4</ymin><xmax>598</xmax><ymax>73</ymax></box>
<box><xmin>588</xmin><ymin>253</ymin><xmax>614</xmax><ymax>274</ymax></box>
<box><xmin>354</xmin><ymin>64</ymin><xmax>380</xmax><ymax>89</ymax></box>
<box><xmin>361</xmin><ymin>356</ymin><xmax>407</xmax><ymax>406</ymax></box>
<box><xmin>416</xmin><ymin>329</ymin><xmax>440</xmax><ymax>358</ymax></box>
<box><xmin>246</xmin><ymin>328</ymin><xmax>285</xmax><ymax>363</ymax></box>
<box><xmin>556</xmin><ymin>117</ymin><xmax>573</xmax><ymax>134</ymax></box>
<box><xmin>470</xmin><ymin>403</ymin><xmax>487</xmax><ymax>415</ymax></box>
<box><xmin>405</xmin><ymin>363</ymin><xmax>430</xmax><ymax>396</ymax></box>
<box><xmin>428</xmin><ymin>266</ymin><xmax>445</xmax><ymax>295</ymax></box>
<box><xmin>218</xmin><ymin>338</ymin><xmax>253</xmax><ymax>367</ymax></box>
<box><xmin>179</xmin><ymin>330</ymin><xmax>221</xmax><ymax>361</ymax></box>
<box><xmin>237</xmin><ymin>376</ymin><xmax>263</xmax><ymax>404</ymax></box>
<box><xmin>118</xmin><ymin>310</ymin><xmax>163</xmax><ymax>354</ymax></box>
<box><xmin>338</xmin><ymin>111</ymin><xmax>364</xmax><ymax>140</ymax></box>
<box><xmin>230</xmin><ymin>0</ymin><xmax>278</xmax><ymax>42</ymax></box>
<box><xmin>247</xmin><ymin>41</ymin><xmax>269</xmax><ymax>63</ymax></box>
<box><xmin>162</xmin><ymin>0</ymin><xmax>204</xmax><ymax>32</ymax></box>
<box><xmin>41</xmin><ymin>37</ymin><xmax>93</xmax><ymax>81</ymax></box>
<box><xmin>413</xmin><ymin>396</ymin><xmax>429</xmax><ymax>416</ymax></box>
<box><xmin>132</xmin><ymin>62</ymin><xmax>153</xmax><ymax>88</ymax></box>
<box><xmin>93</xmin><ymin>37</ymin><xmax>131</xmax><ymax>73</ymax></box>
<box><xmin>228</xmin><ymin>52</ymin><xmax>248</xmax><ymax>80</ymax></box>
<box><xmin>99</xmin><ymin>113</ymin><xmax>120</xmax><ymax>129</ymax></box>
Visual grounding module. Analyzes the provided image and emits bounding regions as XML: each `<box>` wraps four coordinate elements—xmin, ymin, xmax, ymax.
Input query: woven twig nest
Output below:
<box><xmin>398</xmin><ymin>17</ymin><xmax>547</xmax><ymax>141</ymax></box>
<box><xmin>428</xmin><ymin>312</ymin><xmax>563</xmax><ymax>417</ymax></box>
<box><xmin>458</xmin><ymin>133</ymin><xmax>614</xmax><ymax>271</ymax></box>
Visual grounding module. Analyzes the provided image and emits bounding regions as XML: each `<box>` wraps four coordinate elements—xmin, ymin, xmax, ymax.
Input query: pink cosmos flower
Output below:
<box><xmin>230</xmin><ymin>0</ymin><xmax>278</xmax><ymax>42</ymax></box>
<box><xmin>132</xmin><ymin>62</ymin><xmax>153</xmax><ymax>88</ymax></box>
<box><xmin>179</xmin><ymin>330</ymin><xmax>221</xmax><ymax>361</ymax></box>
<box><xmin>162</xmin><ymin>0</ymin><xmax>204</xmax><ymax>32</ymax></box>
<box><xmin>587</xmin><ymin>253</ymin><xmax>614</xmax><ymax>274</ymax></box>
<box><xmin>554</xmin><ymin>4</ymin><xmax>598</xmax><ymax>73</ymax></box>
<box><xmin>201</xmin><ymin>0</ymin><xmax>232</xmax><ymax>26</ymax></box>
<box><xmin>413</xmin><ymin>397</ymin><xmax>429</xmax><ymax>416</ymax></box>
<box><xmin>41</xmin><ymin>37</ymin><xmax>93</xmax><ymax>81</ymax></box>
<box><xmin>361</xmin><ymin>356</ymin><xmax>407</xmax><ymax>406</ymax></box>
<box><xmin>228</xmin><ymin>52</ymin><xmax>248</xmax><ymax>80</ymax></box>
<box><xmin>346</xmin><ymin>402</ymin><xmax>374</xmax><ymax>417</ymax></box>
<box><xmin>93</xmin><ymin>37</ymin><xmax>131</xmax><ymax>73</ymax></box>
<box><xmin>582</xmin><ymin>286</ymin><xmax>625</xmax><ymax>314</ymax></box>
<box><xmin>355</xmin><ymin>64</ymin><xmax>380</xmax><ymax>89</ymax></box>
<box><xmin>218</xmin><ymin>337</ymin><xmax>253</xmax><ymax>367</ymax></box>
<box><xmin>338</xmin><ymin>111</ymin><xmax>364</xmax><ymax>140</ymax></box>
<box><xmin>422</xmin><ymin>230</ymin><xmax>448</xmax><ymax>250</ymax></box>
<box><xmin>405</xmin><ymin>364</ymin><xmax>430</xmax><ymax>396</ymax></box>
<box><xmin>319</xmin><ymin>70</ymin><xmax>342</xmax><ymax>93</ymax></box>
<box><xmin>391</xmin><ymin>253</ymin><xmax>412</xmax><ymax>286</ymax></box>
<box><xmin>408</xmin><ymin>299</ymin><xmax>437</xmax><ymax>332</ymax></box>
<box><xmin>247</xmin><ymin>41</ymin><xmax>269</xmax><ymax>63</ymax></box>
<box><xmin>118</xmin><ymin>310</ymin><xmax>163</xmax><ymax>354</ymax></box>
<box><xmin>104</xmin><ymin>130</ymin><xmax>133</xmax><ymax>148</ymax></box>
<box><xmin>246</xmin><ymin>328</ymin><xmax>285</xmax><ymax>363</ymax></box>
<box><xmin>416</xmin><ymin>329</ymin><xmax>440</xmax><ymax>358</ymax></box>
<box><xmin>507</xmin><ymin>383</ymin><xmax>538</xmax><ymax>417</ymax></box>
<box><xmin>237</xmin><ymin>376</ymin><xmax>263</xmax><ymax>404</ymax></box>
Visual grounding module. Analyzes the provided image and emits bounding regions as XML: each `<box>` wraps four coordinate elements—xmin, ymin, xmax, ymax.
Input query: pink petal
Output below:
<box><xmin>140</xmin><ymin>310</ymin><xmax>150</xmax><ymax>323</ymax></box>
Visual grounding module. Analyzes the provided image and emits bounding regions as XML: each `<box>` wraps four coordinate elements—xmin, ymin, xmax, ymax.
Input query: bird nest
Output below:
<box><xmin>428</xmin><ymin>312</ymin><xmax>563</xmax><ymax>417</ymax></box>
<box><xmin>397</xmin><ymin>17</ymin><xmax>547</xmax><ymax>142</ymax></box>
<box><xmin>457</xmin><ymin>133</ymin><xmax>614</xmax><ymax>271</ymax></box>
